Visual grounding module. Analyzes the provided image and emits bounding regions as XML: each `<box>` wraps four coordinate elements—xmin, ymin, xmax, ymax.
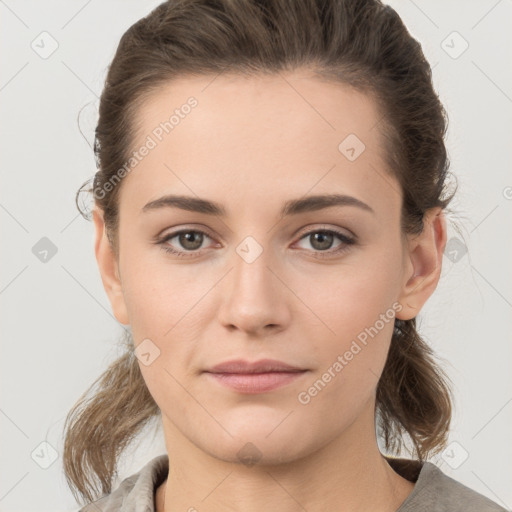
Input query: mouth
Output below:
<box><xmin>206</xmin><ymin>358</ymin><xmax>306</xmax><ymax>374</ymax></box>
<box><xmin>204</xmin><ymin>359</ymin><xmax>308</xmax><ymax>394</ymax></box>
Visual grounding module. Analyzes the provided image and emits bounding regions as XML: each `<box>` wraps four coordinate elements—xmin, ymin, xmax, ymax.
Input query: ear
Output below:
<box><xmin>92</xmin><ymin>207</ymin><xmax>130</xmax><ymax>325</ymax></box>
<box><xmin>395</xmin><ymin>207</ymin><xmax>447</xmax><ymax>321</ymax></box>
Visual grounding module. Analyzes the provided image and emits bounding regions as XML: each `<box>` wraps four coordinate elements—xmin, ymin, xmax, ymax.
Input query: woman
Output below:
<box><xmin>64</xmin><ymin>0</ymin><xmax>506</xmax><ymax>510</ymax></box>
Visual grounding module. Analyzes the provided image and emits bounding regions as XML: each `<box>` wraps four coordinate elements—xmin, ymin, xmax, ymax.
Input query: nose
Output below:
<box><xmin>217</xmin><ymin>243</ymin><xmax>291</xmax><ymax>337</ymax></box>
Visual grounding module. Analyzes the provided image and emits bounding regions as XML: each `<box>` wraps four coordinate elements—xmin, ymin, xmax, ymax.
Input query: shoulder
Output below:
<box><xmin>397</xmin><ymin>460</ymin><xmax>508</xmax><ymax>512</ymax></box>
<box><xmin>78</xmin><ymin>454</ymin><xmax>169</xmax><ymax>512</ymax></box>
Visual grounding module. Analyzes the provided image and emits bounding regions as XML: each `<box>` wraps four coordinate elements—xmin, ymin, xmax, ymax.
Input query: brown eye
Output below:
<box><xmin>176</xmin><ymin>231</ymin><xmax>204</xmax><ymax>251</ymax></box>
<box><xmin>308</xmin><ymin>232</ymin><xmax>335</xmax><ymax>251</ymax></box>
<box><xmin>157</xmin><ymin>229</ymin><xmax>214</xmax><ymax>257</ymax></box>
<box><xmin>295</xmin><ymin>228</ymin><xmax>356</xmax><ymax>259</ymax></box>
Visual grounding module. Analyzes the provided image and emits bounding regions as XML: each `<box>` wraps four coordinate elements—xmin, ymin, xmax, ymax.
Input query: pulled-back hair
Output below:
<box><xmin>65</xmin><ymin>0</ymin><xmax>458</xmax><ymax>504</ymax></box>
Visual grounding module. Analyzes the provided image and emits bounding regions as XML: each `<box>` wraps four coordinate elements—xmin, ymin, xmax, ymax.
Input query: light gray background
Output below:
<box><xmin>1</xmin><ymin>1</ymin><xmax>511</xmax><ymax>511</ymax></box>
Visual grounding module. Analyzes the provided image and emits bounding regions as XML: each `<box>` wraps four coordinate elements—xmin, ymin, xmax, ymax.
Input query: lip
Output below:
<box><xmin>204</xmin><ymin>359</ymin><xmax>308</xmax><ymax>394</ymax></box>
<box><xmin>206</xmin><ymin>358</ymin><xmax>305</xmax><ymax>374</ymax></box>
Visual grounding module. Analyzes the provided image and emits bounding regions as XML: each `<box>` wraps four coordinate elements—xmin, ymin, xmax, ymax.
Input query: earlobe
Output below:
<box><xmin>395</xmin><ymin>208</ymin><xmax>447</xmax><ymax>321</ymax></box>
<box><xmin>92</xmin><ymin>207</ymin><xmax>130</xmax><ymax>325</ymax></box>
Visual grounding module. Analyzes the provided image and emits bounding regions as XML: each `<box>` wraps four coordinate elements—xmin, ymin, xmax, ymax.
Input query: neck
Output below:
<box><xmin>156</xmin><ymin>400</ymin><xmax>415</xmax><ymax>512</ymax></box>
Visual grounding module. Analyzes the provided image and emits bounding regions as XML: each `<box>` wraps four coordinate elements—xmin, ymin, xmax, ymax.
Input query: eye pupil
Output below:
<box><xmin>179</xmin><ymin>231</ymin><xmax>203</xmax><ymax>250</ymax></box>
<box><xmin>310</xmin><ymin>232</ymin><xmax>333</xmax><ymax>250</ymax></box>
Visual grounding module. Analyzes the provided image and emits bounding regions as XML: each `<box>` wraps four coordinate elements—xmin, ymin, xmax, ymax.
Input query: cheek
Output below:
<box><xmin>290</xmin><ymin>255</ymin><xmax>400</xmax><ymax>398</ymax></box>
<box><xmin>119</xmin><ymin>247</ymin><xmax>210</xmax><ymax>338</ymax></box>
<box><xmin>294</xmin><ymin>255</ymin><xmax>401</xmax><ymax>343</ymax></box>
<box><xmin>294</xmin><ymin>290</ymin><xmax>395</xmax><ymax>425</ymax></box>
<box><xmin>119</xmin><ymin>252</ymin><xmax>215</xmax><ymax>394</ymax></box>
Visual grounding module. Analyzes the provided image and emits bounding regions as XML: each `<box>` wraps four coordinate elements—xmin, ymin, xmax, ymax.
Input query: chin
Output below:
<box><xmin>205</xmin><ymin>440</ymin><xmax>306</xmax><ymax>467</ymax></box>
<box><xmin>194</xmin><ymin>421</ymin><xmax>319</xmax><ymax>467</ymax></box>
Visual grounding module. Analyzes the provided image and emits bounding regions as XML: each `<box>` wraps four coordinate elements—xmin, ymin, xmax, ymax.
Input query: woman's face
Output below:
<box><xmin>95</xmin><ymin>70</ymin><xmax>436</xmax><ymax>465</ymax></box>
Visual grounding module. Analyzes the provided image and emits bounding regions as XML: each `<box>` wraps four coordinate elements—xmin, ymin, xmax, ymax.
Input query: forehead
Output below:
<box><xmin>119</xmin><ymin>70</ymin><xmax>400</xmax><ymax>219</ymax></box>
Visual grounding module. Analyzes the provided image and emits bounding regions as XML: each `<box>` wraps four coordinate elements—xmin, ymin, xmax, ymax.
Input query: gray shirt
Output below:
<box><xmin>78</xmin><ymin>454</ymin><xmax>508</xmax><ymax>511</ymax></box>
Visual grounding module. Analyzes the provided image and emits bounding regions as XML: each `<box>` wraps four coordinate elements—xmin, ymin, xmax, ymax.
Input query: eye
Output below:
<box><xmin>155</xmin><ymin>226</ymin><xmax>356</xmax><ymax>259</ymax></box>
<box><xmin>294</xmin><ymin>228</ymin><xmax>356</xmax><ymax>258</ymax></box>
<box><xmin>156</xmin><ymin>229</ymin><xmax>216</xmax><ymax>257</ymax></box>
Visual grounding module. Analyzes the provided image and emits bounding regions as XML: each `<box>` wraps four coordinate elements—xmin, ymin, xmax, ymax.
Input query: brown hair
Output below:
<box><xmin>65</xmin><ymin>0</ymin><xmax>459</xmax><ymax>504</ymax></box>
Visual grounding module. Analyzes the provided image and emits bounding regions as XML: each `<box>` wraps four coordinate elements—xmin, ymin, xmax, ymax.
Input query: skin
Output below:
<box><xmin>93</xmin><ymin>70</ymin><xmax>447</xmax><ymax>512</ymax></box>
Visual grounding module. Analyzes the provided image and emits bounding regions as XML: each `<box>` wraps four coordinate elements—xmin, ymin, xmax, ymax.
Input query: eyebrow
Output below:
<box><xmin>141</xmin><ymin>193</ymin><xmax>375</xmax><ymax>217</ymax></box>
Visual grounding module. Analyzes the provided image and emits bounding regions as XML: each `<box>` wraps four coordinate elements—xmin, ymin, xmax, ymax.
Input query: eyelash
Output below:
<box><xmin>156</xmin><ymin>227</ymin><xmax>356</xmax><ymax>260</ymax></box>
